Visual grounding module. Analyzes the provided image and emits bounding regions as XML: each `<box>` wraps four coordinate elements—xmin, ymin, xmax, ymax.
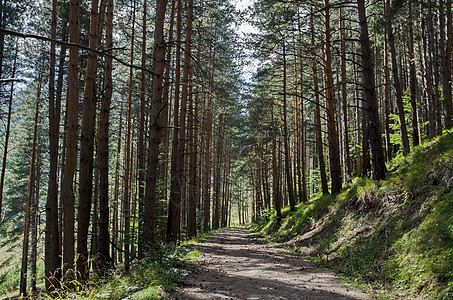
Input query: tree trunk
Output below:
<box><xmin>97</xmin><ymin>0</ymin><xmax>113</xmax><ymax>274</ymax></box>
<box><xmin>19</xmin><ymin>72</ymin><xmax>41</xmax><ymax>297</ymax></box>
<box><xmin>30</xmin><ymin>149</ymin><xmax>41</xmax><ymax>293</ymax></box>
<box><xmin>112</xmin><ymin>104</ymin><xmax>123</xmax><ymax>265</ymax></box>
<box><xmin>212</xmin><ymin>115</ymin><xmax>224</xmax><ymax>230</ymax></box>
<box><xmin>440</xmin><ymin>0</ymin><xmax>453</xmax><ymax>128</ymax></box>
<box><xmin>420</xmin><ymin>14</ymin><xmax>435</xmax><ymax>138</ymax></box>
<box><xmin>383</xmin><ymin>26</ymin><xmax>392</xmax><ymax>161</ymax></box>
<box><xmin>310</xmin><ymin>6</ymin><xmax>328</xmax><ymax>195</ymax></box>
<box><xmin>123</xmin><ymin>0</ymin><xmax>136</xmax><ymax>270</ymax></box>
<box><xmin>45</xmin><ymin>0</ymin><xmax>64</xmax><ymax>290</ymax></box>
<box><xmin>167</xmin><ymin>0</ymin><xmax>183</xmax><ymax>243</ymax></box>
<box><xmin>137</xmin><ymin>0</ymin><xmax>147</xmax><ymax>257</ymax></box>
<box><xmin>183</xmin><ymin>0</ymin><xmax>196</xmax><ymax>238</ymax></box>
<box><xmin>357</xmin><ymin>0</ymin><xmax>386</xmax><ymax>180</ymax></box>
<box><xmin>324</xmin><ymin>0</ymin><xmax>341</xmax><ymax>193</ymax></box>
<box><xmin>282</xmin><ymin>39</ymin><xmax>296</xmax><ymax>210</ymax></box>
<box><xmin>384</xmin><ymin>0</ymin><xmax>410</xmax><ymax>155</ymax></box>
<box><xmin>160</xmin><ymin>0</ymin><xmax>176</xmax><ymax>241</ymax></box>
<box><xmin>77</xmin><ymin>0</ymin><xmax>100</xmax><ymax>281</ymax></box>
<box><xmin>407</xmin><ymin>0</ymin><xmax>420</xmax><ymax>146</ymax></box>
<box><xmin>339</xmin><ymin>8</ymin><xmax>351</xmax><ymax>182</ymax></box>
<box><xmin>61</xmin><ymin>0</ymin><xmax>80</xmax><ymax>281</ymax></box>
<box><xmin>271</xmin><ymin>103</ymin><xmax>281</xmax><ymax>222</ymax></box>
<box><xmin>427</xmin><ymin>0</ymin><xmax>442</xmax><ymax>134</ymax></box>
<box><xmin>0</xmin><ymin>46</ymin><xmax>16</xmax><ymax>221</ymax></box>
<box><xmin>143</xmin><ymin>0</ymin><xmax>167</xmax><ymax>245</ymax></box>
<box><xmin>202</xmin><ymin>44</ymin><xmax>215</xmax><ymax>232</ymax></box>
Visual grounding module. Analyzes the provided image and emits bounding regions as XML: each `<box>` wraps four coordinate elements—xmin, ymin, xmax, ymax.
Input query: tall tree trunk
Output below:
<box><xmin>212</xmin><ymin>115</ymin><xmax>224</xmax><ymax>230</ymax></box>
<box><xmin>324</xmin><ymin>0</ymin><xmax>341</xmax><ymax>193</ymax></box>
<box><xmin>77</xmin><ymin>0</ymin><xmax>100</xmax><ymax>281</ymax></box>
<box><xmin>159</xmin><ymin>0</ymin><xmax>176</xmax><ymax>241</ymax></box>
<box><xmin>123</xmin><ymin>0</ymin><xmax>136</xmax><ymax>270</ymax></box>
<box><xmin>143</xmin><ymin>0</ymin><xmax>169</xmax><ymax>246</ymax></box>
<box><xmin>0</xmin><ymin>45</ymin><xmax>16</xmax><ymax>220</ymax></box>
<box><xmin>187</xmin><ymin>73</ymin><xmax>197</xmax><ymax>238</ymax></box>
<box><xmin>271</xmin><ymin>103</ymin><xmax>281</xmax><ymax>222</ymax></box>
<box><xmin>202</xmin><ymin>44</ymin><xmax>215</xmax><ymax>232</ymax></box>
<box><xmin>137</xmin><ymin>0</ymin><xmax>147</xmax><ymax>257</ymax></box>
<box><xmin>357</xmin><ymin>0</ymin><xmax>386</xmax><ymax>180</ymax></box>
<box><xmin>427</xmin><ymin>0</ymin><xmax>442</xmax><ymax>134</ymax></box>
<box><xmin>310</xmin><ymin>6</ymin><xmax>328</xmax><ymax>194</ymax></box>
<box><xmin>282</xmin><ymin>39</ymin><xmax>296</xmax><ymax>210</ymax></box>
<box><xmin>112</xmin><ymin>104</ymin><xmax>123</xmax><ymax>265</ymax></box>
<box><xmin>45</xmin><ymin>0</ymin><xmax>67</xmax><ymax>291</ymax></box>
<box><xmin>446</xmin><ymin>0</ymin><xmax>453</xmax><ymax>128</ymax></box>
<box><xmin>383</xmin><ymin>26</ymin><xmax>392</xmax><ymax>161</ymax></box>
<box><xmin>421</xmin><ymin>14</ymin><xmax>435</xmax><ymax>138</ymax></box>
<box><xmin>339</xmin><ymin>8</ymin><xmax>351</xmax><ymax>182</ymax></box>
<box><xmin>440</xmin><ymin>0</ymin><xmax>453</xmax><ymax>128</ymax></box>
<box><xmin>295</xmin><ymin>26</ymin><xmax>308</xmax><ymax>202</ymax></box>
<box><xmin>0</xmin><ymin>0</ymin><xmax>4</xmax><ymax>79</ymax></box>
<box><xmin>61</xmin><ymin>0</ymin><xmax>80</xmax><ymax>281</ymax></box>
<box><xmin>30</xmin><ymin>148</ymin><xmax>41</xmax><ymax>293</ymax></box>
<box><xmin>407</xmin><ymin>0</ymin><xmax>420</xmax><ymax>146</ymax></box>
<box><xmin>384</xmin><ymin>0</ymin><xmax>410</xmax><ymax>155</ymax></box>
<box><xmin>181</xmin><ymin>0</ymin><xmax>195</xmax><ymax>238</ymax></box>
<box><xmin>19</xmin><ymin>73</ymin><xmax>41</xmax><ymax>297</ymax></box>
<box><xmin>97</xmin><ymin>0</ymin><xmax>113</xmax><ymax>274</ymax></box>
<box><xmin>167</xmin><ymin>0</ymin><xmax>183</xmax><ymax>243</ymax></box>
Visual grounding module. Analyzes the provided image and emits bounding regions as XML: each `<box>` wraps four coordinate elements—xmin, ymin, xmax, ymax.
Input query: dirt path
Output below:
<box><xmin>175</xmin><ymin>227</ymin><xmax>374</xmax><ymax>300</ymax></box>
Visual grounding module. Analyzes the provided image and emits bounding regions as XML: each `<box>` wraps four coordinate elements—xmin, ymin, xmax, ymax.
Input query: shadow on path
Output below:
<box><xmin>174</xmin><ymin>227</ymin><xmax>374</xmax><ymax>300</ymax></box>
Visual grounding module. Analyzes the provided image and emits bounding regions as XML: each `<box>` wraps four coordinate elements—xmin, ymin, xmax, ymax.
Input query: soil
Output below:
<box><xmin>174</xmin><ymin>227</ymin><xmax>375</xmax><ymax>300</ymax></box>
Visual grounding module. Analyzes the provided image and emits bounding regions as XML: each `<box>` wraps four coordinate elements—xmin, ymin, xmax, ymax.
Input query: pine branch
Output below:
<box><xmin>0</xmin><ymin>28</ymin><xmax>157</xmax><ymax>75</ymax></box>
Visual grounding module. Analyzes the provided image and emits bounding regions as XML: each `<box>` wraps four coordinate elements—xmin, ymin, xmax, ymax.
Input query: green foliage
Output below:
<box><xmin>32</xmin><ymin>244</ymin><xmax>196</xmax><ymax>300</ymax></box>
<box><xmin>252</xmin><ymin>132</ymin><xmax>453</xmax><ymax>299</ymax></box>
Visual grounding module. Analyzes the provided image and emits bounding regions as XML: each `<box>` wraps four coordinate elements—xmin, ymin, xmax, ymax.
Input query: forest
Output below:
<box><xmin>0</xmin><ymin>0</ymin><xmax>452</xmax><ymax>298</ymax></box>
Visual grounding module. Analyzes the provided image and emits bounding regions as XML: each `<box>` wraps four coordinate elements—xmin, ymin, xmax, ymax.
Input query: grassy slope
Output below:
<box><xmin>250</xmin><ymin>132</ymin><xmax>453</xmax><ymax>299</ymax></box>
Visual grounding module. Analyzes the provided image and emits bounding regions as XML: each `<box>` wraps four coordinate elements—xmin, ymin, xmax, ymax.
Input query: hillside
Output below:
<box><xmin>251</xmin><ymin>132</ymin><xmax>453</xmax><ymax>299</ymax></box>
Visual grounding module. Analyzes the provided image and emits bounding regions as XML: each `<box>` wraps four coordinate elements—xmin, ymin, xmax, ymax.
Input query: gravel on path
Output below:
<box><xmin>174</xmin><ymin>227</ymin><xmax>374</xmax><ymax>300</ymax></box>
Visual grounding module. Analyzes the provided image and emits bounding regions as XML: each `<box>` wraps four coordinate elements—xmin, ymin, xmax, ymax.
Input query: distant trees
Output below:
<box><xmin>247</xmin><ymin>0</ymin><xmax>452</xmax><ymax>214</ymax></box>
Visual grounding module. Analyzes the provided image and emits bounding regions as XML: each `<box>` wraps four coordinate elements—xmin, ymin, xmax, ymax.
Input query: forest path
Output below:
<box><xmin>174</xmin><ymin>227</ymin><xmax>374</xmax><ymax>300</ymax></box>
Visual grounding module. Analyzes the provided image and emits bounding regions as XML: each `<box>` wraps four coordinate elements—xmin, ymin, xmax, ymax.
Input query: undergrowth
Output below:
<box><xmin>251</xmin><ymin>132</ymin><xmax>453</xmax><ymax>299</ymax></box>
<box><xmin>31</xmin><ymin>243</ymin><xmax>196</xmax><ymax>300</ymax></box>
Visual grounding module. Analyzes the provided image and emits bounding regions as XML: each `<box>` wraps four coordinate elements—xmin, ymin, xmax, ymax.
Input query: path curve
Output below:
<box><xmin>175</xmin><ymin>227</ymin><xmax>374</xmax><ymax>300</ymax></box>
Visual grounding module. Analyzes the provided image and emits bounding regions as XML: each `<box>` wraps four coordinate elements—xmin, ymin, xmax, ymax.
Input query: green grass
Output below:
<box><xmin>40</xmin><ymin>243</ymin><xmax>197</xmax><ymax>300</ymax></box>
<box><xmin>251</xmin><ymin>132</ymin><xmax>453</xmax><ymax>299</ymax></box>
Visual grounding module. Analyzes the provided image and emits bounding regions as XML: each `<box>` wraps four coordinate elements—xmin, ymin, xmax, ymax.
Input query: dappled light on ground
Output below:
<box><xmin>175</xmin><ymin>227</ymin><xmax>373</xmax><ymax>300</ymax></box>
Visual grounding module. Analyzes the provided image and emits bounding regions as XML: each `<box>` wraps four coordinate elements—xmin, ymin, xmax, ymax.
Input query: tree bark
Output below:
<box><xmin>384</xmin><ymin>0</ymin><xmax>410</xmax><ymax>155</ymax></box>
<box><xmin>167</xmin><ymin>0</ymin><xmax>183</xmax><ymax>243</ymax></box>
<box><xmin>440</xmin><ymin>0</ymin><xmax>453</xmax><ymax>128</ymax></box>
<box><xmin>310</xmin><ymin>6</ymin><xmax>328</xmax><ymax>195</ymax></box>
<box><xmin>323</xmin><ymin>0</ymin><xmax>341</xmax><ymax>193</ymax></box>
<box><xmin>97</xmin><ymin>0</ymin><xmax>113</xmax><ymax>275</ymax></box>
<box><xmin>339</xmin><ymin>8</ymin><xmax>351</xmax><ymax>182</ymax></box>
<box><xmin>19</xmin><ymin>72</ymin><xmax>41</xmax><ymax>297</ymax></box>
<box><xmin>407</xmin><ymin>0</ymin><xmax>420</xmax><ymax>146</ymax></box>
<box><xmin>282</xmin><ymin>39</ymin><xmax>296</xmax><ymax>210</ymax></box>
<box><xmin>77</xmin><ymin>0</ymin><xmax>100</xmax><ymax>281</ymax></box>
<box><xmin>30</xmin><ymin>149</ymin><xmax>41</xmax><ymax>293</ymax></box>
<box><xmin>357</xmin><ymin>0</ymin><xmax>386</xmax><ymax>180</ymax></box>
<box><xmin>0</xmin><ymin>46</ymin><xmax>16</xmax><ymax>221</ymax></box>
<box><xmin>137</xmin><ymin>0</ymin><xmax>147</xmax><ymax>257</ymax></box>
<box><xmin>61</xmin><ymin>0</ymin><xmax>80</xmax><ymax>281</ymax></box>
<box><xmin>45</xmin><ymin>0</ymin><xmax>63</xmax><ymax>290</ymax></box>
